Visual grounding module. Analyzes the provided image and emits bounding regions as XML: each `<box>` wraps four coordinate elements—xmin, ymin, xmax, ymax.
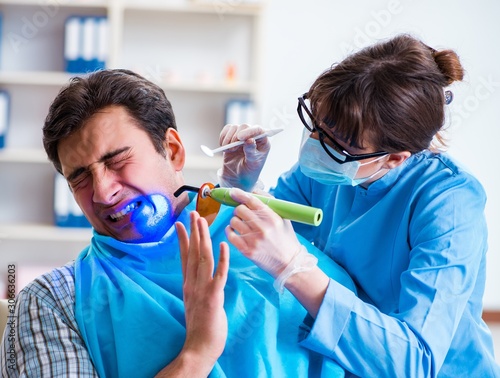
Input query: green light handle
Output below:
<box><xmin>209</xmin><ymin>187</ymin><xmax>323</xmax><ymax>226</ymax></box>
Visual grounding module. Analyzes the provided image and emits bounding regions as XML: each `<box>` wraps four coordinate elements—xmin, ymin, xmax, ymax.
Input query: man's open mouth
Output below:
<box><xmin>109</xmin><ymin>202</ymin><xmax>140</xmax><ymax>222</ymax></box>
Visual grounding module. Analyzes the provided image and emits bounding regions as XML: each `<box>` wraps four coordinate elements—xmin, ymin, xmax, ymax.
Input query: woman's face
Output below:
<box><xmin>309</xmin><ymin>128</ymin><xmax>389</xmax><ymax>184</ymax></box>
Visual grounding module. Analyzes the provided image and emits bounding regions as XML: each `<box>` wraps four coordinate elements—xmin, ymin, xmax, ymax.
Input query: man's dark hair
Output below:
<box><xmin>43</xmin><ymin>69</ymin><xmax>177</xmax><ymax>173</ymax></box>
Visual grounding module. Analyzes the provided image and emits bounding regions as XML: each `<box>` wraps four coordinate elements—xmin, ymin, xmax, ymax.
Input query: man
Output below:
<box><xmin>1</xmin><ymin>69</ymin><xmax>355</xmax><ymax>377</ymax></box>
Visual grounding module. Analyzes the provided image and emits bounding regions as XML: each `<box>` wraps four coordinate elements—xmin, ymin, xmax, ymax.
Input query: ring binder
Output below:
<box><xmin>0</xmin><ymin>91</ymin><xmax>10</xmax><ymax>149</ymax></box>
<box><xmin>54</xmin><ymin>173</ymin><xmax>91</xmax><ymax>228</ymax></box>
<box><xmin>64</xmin><ymin>16</ymin><xmax>108</xmax><ymax>74</ymax></box>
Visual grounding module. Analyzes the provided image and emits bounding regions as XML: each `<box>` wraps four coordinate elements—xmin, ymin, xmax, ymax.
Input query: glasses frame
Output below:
<box><xmin>297</xmin><ymin>94</ymin><xmax>388</xmax><ymax>164</ymax></box>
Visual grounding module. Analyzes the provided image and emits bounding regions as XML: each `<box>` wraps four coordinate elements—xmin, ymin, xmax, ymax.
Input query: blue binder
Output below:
<box><xmin>64</xmin><ymin>15</ymin><xmax>108</xmax><ymax>74</ymax></box>
<box><xmin>54</xmin><ymin>173</ymin><xmax>91</xmax><ymax>228</ymax></box>
<box><xmin>0</xmin><ymin>12</ymin><xmax>3</xmax><ymax>69</ymax></box>
<box><xmin>224</xmin><ymin>99</ymin><xmax>256</xmax><ymax>125</ymax></box>
<box><xmin>0</xmin><ymin>91</ymin><xmax>10</xmax><ymax>149</ymax></box>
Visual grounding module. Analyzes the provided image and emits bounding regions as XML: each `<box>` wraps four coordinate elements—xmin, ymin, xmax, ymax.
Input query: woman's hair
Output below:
<box><xmin>43</xmin><ymin>69</ymin><xmax>177</xmax><ymax>173</ymax></box>
<box><xmin>308</xmin><ymin>33</ymin><xmax>464</xmax><ymax>153</ymax></box>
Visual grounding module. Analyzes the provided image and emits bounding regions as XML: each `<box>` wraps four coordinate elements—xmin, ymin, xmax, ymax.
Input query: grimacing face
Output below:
<box><xmin>57</xmin><ymin>105</ymin><xmax>187</xmax><ymax>242</ymax></box>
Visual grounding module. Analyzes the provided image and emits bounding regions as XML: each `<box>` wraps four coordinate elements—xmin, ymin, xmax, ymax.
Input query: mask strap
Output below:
<box><xmin>359</xmin><ymin>154</ymin><xmax>388</xmax><ymax>166</ymax></box>
<box><xmin>355</xmin><ymin>155</ymin><xmax>389</xmax><ymax>184</ymax></box>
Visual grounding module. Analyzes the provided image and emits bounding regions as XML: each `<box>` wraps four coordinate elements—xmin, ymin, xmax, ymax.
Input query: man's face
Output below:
<box><xmin>58</xmin><ymin>105</ymin><xmax>186</xmax><ymax>242</ymax></box>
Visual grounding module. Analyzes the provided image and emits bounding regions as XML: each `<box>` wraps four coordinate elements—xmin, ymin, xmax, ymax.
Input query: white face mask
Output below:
<box><xmin>298</xmin><ymin>137</ymin><xmax>387</xmax><ymax>186</ymax></box>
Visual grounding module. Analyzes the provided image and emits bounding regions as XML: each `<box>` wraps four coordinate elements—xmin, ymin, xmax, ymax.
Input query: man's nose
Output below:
<box><xmin>92</xmin><ymin>166</ymin><xmax>120</xmax><ymax>204</ymax></box>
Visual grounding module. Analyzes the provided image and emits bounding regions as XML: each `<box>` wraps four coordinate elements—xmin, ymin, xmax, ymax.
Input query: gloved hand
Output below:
<box><xmin>225</xmin><ymin>188</ymin><xmax>304</xmax><ymax>279</ymax></box>
<box><xmin>218</xmin><ymin>124</ymin><xmax>270</xmax><ymax>191</ymax></box>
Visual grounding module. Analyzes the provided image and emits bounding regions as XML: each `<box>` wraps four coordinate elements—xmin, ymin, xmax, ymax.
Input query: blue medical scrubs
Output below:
<box><xmin>272</xmin><ymin>150</ymin><xmax>500</xmax><ymax>377</ymax></box>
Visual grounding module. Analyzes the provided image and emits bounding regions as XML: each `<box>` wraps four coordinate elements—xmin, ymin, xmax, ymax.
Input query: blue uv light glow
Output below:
<box><xmin>129</xmin><ymin>193</ymin><xmax>174</xmax><ymax>243</ymax></box>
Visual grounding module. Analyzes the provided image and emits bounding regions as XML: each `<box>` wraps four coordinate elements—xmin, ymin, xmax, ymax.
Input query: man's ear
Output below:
<box><xmin>164</xmin><ymin>128</ymin><xmax>185</xmax><ymax>171</ymax></box>
<box><xmin>383</xmin><ymin>151</ymin><xmax>411</xmax><ymax>169</ymax></box>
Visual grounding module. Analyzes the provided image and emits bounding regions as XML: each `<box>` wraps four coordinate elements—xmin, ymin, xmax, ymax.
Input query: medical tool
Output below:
<box><xmin>200</xmin><ymin>128</ymin><xmax>284</xmax><ymax>157</ymax></box>
<box><xmin>174</xmin><ymin>183</ymin><xmax>323</xmax><ymax>226</ymax></box>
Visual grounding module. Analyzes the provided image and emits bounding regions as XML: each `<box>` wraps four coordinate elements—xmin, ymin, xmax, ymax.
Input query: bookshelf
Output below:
<box><xmin>0</xmin><ymin>0</ymin><xmax>263</xmax><ymax>270</ymax></box>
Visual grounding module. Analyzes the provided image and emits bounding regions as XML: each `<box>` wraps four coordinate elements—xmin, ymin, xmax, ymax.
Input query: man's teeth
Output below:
<box><xmin>110</xmin><ymin>203</ymin><xmax>138</xmax><ymax>221</ymax></box>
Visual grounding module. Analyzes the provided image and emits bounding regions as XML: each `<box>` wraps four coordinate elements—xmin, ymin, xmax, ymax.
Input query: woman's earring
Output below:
<box><xmin>445</xmin><ymin>90</ymin><xmax>453</xmax><ymax>105</ymax></box>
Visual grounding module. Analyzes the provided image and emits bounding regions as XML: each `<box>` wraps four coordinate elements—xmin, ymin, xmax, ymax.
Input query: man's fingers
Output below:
<box><xmin>213</xmin><ymin>242</ymin><xmax>230</xmax><ymax>289</ymax></box>
<box><xmin>181</xmin><ymin>212</ymin><xmax>229</xmax><ymax>301</ymax></box>
<box><xmin>196</xmin><ymin>217</ymin><xmax>215</xmax><ymax>281</ymax></box>
<box><xmin>175</xmin><ymin>221</ymin><xmax>189</xmax><ymax>282</ymax></box>
<box><xmin>186</xmin><ymin>211</ymin><xmax>201</xmax><ymax>282</ymax></box>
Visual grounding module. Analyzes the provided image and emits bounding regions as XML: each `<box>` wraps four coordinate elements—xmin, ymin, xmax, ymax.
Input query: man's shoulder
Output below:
<box><xmin>18</xmin><ymin>261</ymin><xmax>76</xmax><ymax>312</ymax></box>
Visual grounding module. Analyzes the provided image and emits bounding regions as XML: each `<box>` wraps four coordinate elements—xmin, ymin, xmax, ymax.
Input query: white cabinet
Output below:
<box><xmin>0</xmin><ymin>0</ymin><xmax>263</xmax><ymax>271</ymax></box>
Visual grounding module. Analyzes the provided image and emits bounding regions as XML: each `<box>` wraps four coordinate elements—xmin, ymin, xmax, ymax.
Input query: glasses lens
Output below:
<box><xmin>298</xmin><ymin>97</ymin><xmax>315</xmax><ymax>132</ymax></box>
<box><xmin>297</xmin><ymin>95</ymin><xmax>389</xmax><ymax>164</ymax></box>
<box><xmin>318</xmin><ymin>132</ymin><xmax>348</xmax><ymax>162</ymax></box>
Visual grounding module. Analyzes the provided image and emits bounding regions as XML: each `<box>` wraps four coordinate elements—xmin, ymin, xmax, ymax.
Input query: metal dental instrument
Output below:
<box><xmin>200</xmin><ymin>128</ymin><xmax>284</xmax><ymax>157</ymax></box>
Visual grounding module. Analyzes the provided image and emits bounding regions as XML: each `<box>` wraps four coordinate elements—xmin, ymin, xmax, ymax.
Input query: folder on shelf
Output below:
<box><xmin>64</xmin><ymin>16</ymin><xmax>108</xmax><ymax>74</ymax></box>
<box><xmin>96</xmin><ymin>16</ymin><xmax>108</xmax><ymax>68</ymax></box>
<box><xmin>0</xmin><ymin>91</ymin><xmax>10</xmax><ymax>149</ymax></box>
<box><xmin>54</xmin><ymin>173</ymin><xmax>91</xmax><ymax>228</ymax></box>
<box><xmin>225</xmin><ymin>99</ymin><xmax>256</xmax><ymax>125</ymax></box>
<box><xmin>0</xmin><ymin>12</ymin><xmax>3</xmax><ymax>70</ymax></box>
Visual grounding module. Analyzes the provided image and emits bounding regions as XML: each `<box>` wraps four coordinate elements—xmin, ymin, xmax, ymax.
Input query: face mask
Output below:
<box><xmin>298</xmin><ymin>137</ymin><xmax>386</xmax><ymax>186</ymax></box>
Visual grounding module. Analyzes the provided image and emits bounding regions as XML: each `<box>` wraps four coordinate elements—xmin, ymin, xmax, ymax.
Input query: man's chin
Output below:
<box><xmin>95</xmin><ymin>223</ymin><xmax>146</xmax><ymax>243</ymax></box>
<box><xmin>112</xmin><ymin>224</ymin><xmax>171</xmax><ymax>244</ymax></box>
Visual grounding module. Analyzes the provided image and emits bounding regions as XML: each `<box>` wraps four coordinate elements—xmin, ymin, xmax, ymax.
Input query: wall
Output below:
<box><xmin>257</xmin><ymin>0</ymin><xmax>500</xmax><ymax>308</ymax></box>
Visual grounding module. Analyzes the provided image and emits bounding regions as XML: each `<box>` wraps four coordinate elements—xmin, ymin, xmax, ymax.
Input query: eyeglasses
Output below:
<box><xmin>297</xmin><ymin>94</ymin><xmax>388</xmax><ymax>164</ymax></box>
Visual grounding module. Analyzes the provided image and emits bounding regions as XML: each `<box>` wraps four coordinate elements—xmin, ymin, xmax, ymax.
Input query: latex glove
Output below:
<box><xmin>218</xmin><ymin>124</ymin><xmax>271</xmax><ymax>191</ymax></box>
<box><xmin>174</xmin><ymin>212</ymin><xmax>229</xmax><ymax>374</ymax></box>
<box><xmin>225</xmin><ymin>188</ymin><xmax>303</xmax><ymax>278</ymax></box>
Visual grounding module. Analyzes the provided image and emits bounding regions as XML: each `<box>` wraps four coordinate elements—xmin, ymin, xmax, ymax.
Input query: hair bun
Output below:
<box><xmin>432</xmin><ymin>49</ymin><xmax>464</xmax><ymax>85</ymax></box>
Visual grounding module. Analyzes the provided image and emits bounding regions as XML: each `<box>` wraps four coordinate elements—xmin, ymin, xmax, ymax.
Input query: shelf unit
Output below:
<box><xmin>0</xmin><ymin>0</ymin><xmax>263</xmax><ymax>271</ymax></box>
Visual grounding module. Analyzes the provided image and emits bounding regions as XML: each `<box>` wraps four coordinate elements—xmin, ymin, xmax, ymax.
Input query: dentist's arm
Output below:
<box><xmin>225</xmin><ymin>188</ymin><xmax>329</xmax><ymax>318</ymax></box>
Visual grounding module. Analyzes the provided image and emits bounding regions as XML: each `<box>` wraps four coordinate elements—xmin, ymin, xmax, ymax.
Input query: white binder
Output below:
<box><xmin>225</xmin><ymin>99</ymin><xmax>256</xmax><ymax>125</ymax></box>
<box><xmin>64</xmin><ymin>16</ymin><xmax>108</xmax><ymax>73</ymax></box>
